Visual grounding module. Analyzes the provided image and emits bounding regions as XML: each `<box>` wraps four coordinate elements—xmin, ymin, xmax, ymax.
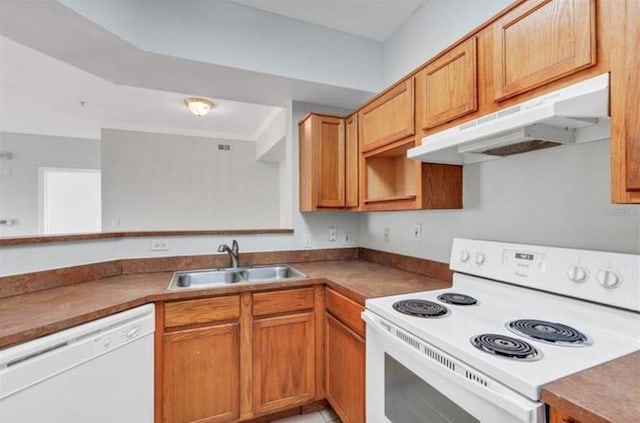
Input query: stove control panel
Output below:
<box><xmin>450</xmin><ymin>238</ymin><xmax>639</xmax><ymax>312</ymax></box>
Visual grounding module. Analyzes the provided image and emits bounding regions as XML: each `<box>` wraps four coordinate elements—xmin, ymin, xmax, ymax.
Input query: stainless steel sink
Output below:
<box><xmin>168</xmin><ymin>265</ymin><xmax>307</xmax><ymax>289</ymax></box>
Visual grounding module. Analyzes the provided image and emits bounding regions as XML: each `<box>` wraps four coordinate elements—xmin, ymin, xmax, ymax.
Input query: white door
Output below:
<box><xmin>40</xmin><ymin>167</ymin><xmax>101</xmax><ymax>234</ymax></box>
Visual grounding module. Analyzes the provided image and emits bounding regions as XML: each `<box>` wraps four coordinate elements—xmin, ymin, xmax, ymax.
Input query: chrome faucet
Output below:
<box><xmin>217</xmin><ymin>240</ymin><xmax>239</xmax><ymax>268</ymax></box>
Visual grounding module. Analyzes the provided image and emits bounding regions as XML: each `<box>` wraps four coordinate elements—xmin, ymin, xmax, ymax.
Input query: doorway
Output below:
<box><xmin>39</xmin><ymin>167</ymin><xmax>101</xmax><ymax>234</ymax></box>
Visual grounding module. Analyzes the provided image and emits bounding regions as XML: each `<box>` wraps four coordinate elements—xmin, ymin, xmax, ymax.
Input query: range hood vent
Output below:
<box><xmin>408</xmin><ymin>73</ymin><xmax>610</xmax><ymax>165</ymax></box>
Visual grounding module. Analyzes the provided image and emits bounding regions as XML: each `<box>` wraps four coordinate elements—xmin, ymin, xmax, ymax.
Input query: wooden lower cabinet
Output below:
<box><xmin>325</xmin><ymin>314</ymin><xmax>365</xmax><ymax>423</ymax></box>
<box><xmin>548</xmin><ymin>407</ymin><xmax>582</xmax><ymax>423</ymax></box>
<box><xmin>253</xmin><ymin>312</ymin><xmax>316</xmax><ymax>414</ymax></box>
<box><xmin>163</xmin><ymin>323</ymin><xmax>240</xmax><ymax>423</ymax></box>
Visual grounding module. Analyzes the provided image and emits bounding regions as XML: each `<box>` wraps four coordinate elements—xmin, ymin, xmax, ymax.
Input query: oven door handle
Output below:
<box><xmin>363</xmin><ymin>310</ymin><xmax>542</xmax><ymax>423</ymax></box>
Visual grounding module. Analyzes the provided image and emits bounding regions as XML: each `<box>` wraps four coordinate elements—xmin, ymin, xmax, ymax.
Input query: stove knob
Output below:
<box><xmin>475</xmin><ymin>253</ymin><xmax>486</xmax><ymax>265</ymax></box>
<box><xmin>567</xmin><ymin>265</ymin><xmax>587</xmax><ymax>283</ymax></box>
<box><xmin>460</xmin><ymin>250</ymin><xmax>470</xmax><ymax>262</ymax></box>
<box><xmin>596</xmin><ymin>269</ymin><xmax>622</xmax><ymax>289</ymax></box>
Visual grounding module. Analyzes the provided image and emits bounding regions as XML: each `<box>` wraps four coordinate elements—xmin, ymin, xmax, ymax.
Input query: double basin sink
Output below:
<box><xmin>168</xmin><ymin>264</ymin><xmax>307</xmax><ymax>290</ymax></box>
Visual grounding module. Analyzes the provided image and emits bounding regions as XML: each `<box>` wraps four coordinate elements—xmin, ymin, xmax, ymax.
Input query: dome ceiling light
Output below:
<box><xmin>184</xmin><ymin>97</ymin><xmax>214</xmax><ymax>117</ymax></box>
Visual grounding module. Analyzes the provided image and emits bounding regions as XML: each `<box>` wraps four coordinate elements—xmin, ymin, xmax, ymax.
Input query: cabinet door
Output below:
<box><xmin>494</xmin><ymin>0</ymin><xmax>596</xmax><ymax>101</ymax></box>
<box><xmin>325</xmin><ymin>314</ymin><xmax>365</xmax><ymax>423</ymax></box>
<box><xmin>315</xmin><ymin>115</ymin><xmax>346</xmax><ymax>208</ymax></box>
<box><xmin>417</xmin><ymin>37</ymin><xmax>477</xmax><ymax>130</ymax></box>
<box><xmin>253</xmin><ymin>312</ymin><xmax>316</xmax><ymax>414</ymax></box>
<box><xmin>345</xmin><ymin>114</ymin><xmax>359</xmax><ymax>208</ymax></box>
<box><xmin>163</xmin><ymin>324</ymin><xmax>240</xmax><ymax>423</ymax></box>
<box><xmin>299</xmin><ymin>113</ymin><xmax>347</xmax><ymax>211</ymax></box>
<box><xmin>359</xmin><ymin>79</ymin><xmax>414</xmax><ymax>152</ymax></box>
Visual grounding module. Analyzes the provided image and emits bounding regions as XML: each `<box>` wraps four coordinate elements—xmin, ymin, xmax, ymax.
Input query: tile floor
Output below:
<box><xmin>270</xmin><ymin>407</ymin><xmax>341</xmax><ymax>423</ymax></box>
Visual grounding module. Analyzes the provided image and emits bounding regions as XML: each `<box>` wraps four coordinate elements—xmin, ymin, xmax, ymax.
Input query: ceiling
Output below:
<box><xmin>0</xmin><ymin>36</ymin><xmax>283</xmax><ymax>141</ymax></box>
<box><xmin>227</xmin><ymin>0</ymin><xmax>428</xmax><ymax>41</ymax></box>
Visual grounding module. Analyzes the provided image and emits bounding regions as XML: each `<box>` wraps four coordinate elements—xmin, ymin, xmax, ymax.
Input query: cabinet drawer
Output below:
<box><xmin>325</xmin><ymin>288</ymin><xmax>365</xmax><ymax>338</ymax></box>
<box><xmin>359</xmin><ymin>79</ymin><xmax>414</xmax><ymax>152</ymax></box>
<box><xmin>252</xmin><ymin>287</ymin><xmax>315</xmax><ymax>317</ymax></box>
<box><xmin>164</xmin><ymin>295</ymin><xmax>240</xmax><ymax>328</ymax></box>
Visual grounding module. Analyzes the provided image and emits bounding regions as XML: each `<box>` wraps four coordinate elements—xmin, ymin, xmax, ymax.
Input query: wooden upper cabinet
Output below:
<box><xmin>345</xmin><ymin>114</ymin><xmax>359</xmax><ymax>208</ymax></box>
<box><xmin>416</xmin><ymin>37</ymin><xmax>478</xmax><ymax>130</ymax></box>
<box><xmin>299</xmin><ymin>113</ymin><xmax>352</xmax><ymax>211</ymax></box>
<box><xmin>611</xmin><ymin>0</ymin><xmax>640</xmax><ymax>203</ymax></box>
<box><xmin>359</xmin><ymin>79</ymin><xmax>414</xmax><ymax>152</ymax></box>
<box><xmin>316</xmin><ymin>115</ymin><xmax>345</xmax><ymax>208</ymax></box>
<box><xmin>493</xmin><ymin>0</ymin><xmax>596</xmax><ymax>101</ymax></box>
<box><xmin>163</xmin><ymin>323</ymin><xmax>240</xmax><ymax>423</ymax></box>
<box><xmin>253</xmin><ymin>312</ymin><xmax>316</xmax><ymax>415</ymax></box>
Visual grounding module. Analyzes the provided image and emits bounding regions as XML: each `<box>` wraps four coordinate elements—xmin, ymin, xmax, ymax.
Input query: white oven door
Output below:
<box><xmin>363</xmin><ymin>310</ymin><xmax>544</xmax><ymax>423</ymax></box>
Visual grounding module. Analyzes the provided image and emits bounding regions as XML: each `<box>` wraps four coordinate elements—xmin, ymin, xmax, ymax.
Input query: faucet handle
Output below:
<box><xmin>231</xmin><ymin>240</ymin><xmax>239</xmax><ymax>254</ymax></box>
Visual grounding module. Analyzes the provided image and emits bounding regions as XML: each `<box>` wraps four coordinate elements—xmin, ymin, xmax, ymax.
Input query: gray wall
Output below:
<box><xmin>383</xmin><ymin>0</ymin><xmax>512</xmax><ymax>84</ymax></box>
<box><xmin>0</xmin><ymin>132</ymin><xmax>100</xmax><ymax>236</ymax></box>
<box><xmin>101</xmin><ymin>129</ymin><xmax>280</xmax><ymax>230</ymax></box>
<box><xmin>359</xmin><ymin>140</ymin><xmax>640</xmax><ymax>262</ymax></box>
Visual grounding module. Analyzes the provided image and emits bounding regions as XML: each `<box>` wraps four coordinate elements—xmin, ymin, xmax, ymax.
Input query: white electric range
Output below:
<box><xmin>363</xmin><ymin>238</ymin><xmax>640</xmax><ymax>423</ymax></box>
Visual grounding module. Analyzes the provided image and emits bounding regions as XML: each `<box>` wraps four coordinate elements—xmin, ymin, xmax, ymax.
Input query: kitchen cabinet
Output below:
<box><xmin>158</xmin><ymin>288</ymin><xmax>323</xmax><ymax>423</ymax></box>
<box><xmin>611</xmin><ymin>0</ymin><xmax>640</xmax><ymax>203</ymax></box>
<box><xmin>416</xmin><ymin>37</ymin><xmax>478</xmax><ymax>130</ymax></box>
<box><xmin>160</xmin><ymin>296</ymin><xmax>241</xmax><ymax>423</ymax></box>
<box><xmin>299</xmin><ymin>113</ymin><xmax>358</xmax><ymax>211</ymax></box>
<box><xmin>359</xmin><ymin>79</ymin><xmax>414</xmax><ymax>153</ymax></box>
<box><xmin>345</xmin><ymin>114</ymin><xmax>359</xmax><ymax>208</ymax></box>
<box><xmin>325</xmin><ymin>289</ymin><xmax>365</xmax><ymax>423</ymax></box>
<box><xmin>163</xmin><ymin>324</ymin><xmax>240</xmax><ymax>423</ymax></box>
<box><xmin>252</xmin><ymin>288</ymin><xmax>317</xmax><ymax>414</ymax></box>
<box><xmin>493</xmin><ymin>0</ymin><xmax>596</xmax><ymax>101</ymax></box>
<box><xmin>548</xmin><ymin>407</ymin><xmax>583</xmax><ymax>423</ymax></box>
<box><xmin>253</xmin><ymin>312</ymin><xmax>316</xmax><ymax>414</ymax></box>
<box><xmin>361</xmin><ymin>139</ymin><xmax>463</xmax><ymax>211</ymax></box>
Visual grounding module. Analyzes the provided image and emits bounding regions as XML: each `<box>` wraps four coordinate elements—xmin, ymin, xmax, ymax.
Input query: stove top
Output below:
<box><xmin>506</xmin><ymin>319</ymin><xmax>591</xmax><ymax>347</ymax></box>
<box><xmin>366</xmin><ymin>273</ymin><xmax>640</xmax><ymax>400</ymax></box>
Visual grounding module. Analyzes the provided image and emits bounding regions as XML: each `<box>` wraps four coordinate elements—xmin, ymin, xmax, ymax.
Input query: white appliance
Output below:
<box><xmin>364</xmin><ymin>239</ymin><xmax>640</xmax><ymax>423</ymax></box>
<box><xmin>407</xmin><ymin>73</ymin><xmax>610</xmax><ymax>165</ymax></box>
<box><xmin>0</xmin><ymin>304</ymin><xmax>155</xmax><ymax>423</ymax></box>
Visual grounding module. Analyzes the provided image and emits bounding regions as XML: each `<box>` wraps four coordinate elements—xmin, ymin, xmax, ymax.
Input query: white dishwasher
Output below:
<box><xmin>0</xmin><ymin>304</ymin><xmax>155</xmax><ymax>423</ymax></box>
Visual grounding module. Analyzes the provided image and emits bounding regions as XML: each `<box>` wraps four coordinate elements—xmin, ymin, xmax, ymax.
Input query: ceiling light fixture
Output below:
<box><xmin>184</xmin><ymin>97</ymin><xmax>214</xmax><ymax>117</ymax></box>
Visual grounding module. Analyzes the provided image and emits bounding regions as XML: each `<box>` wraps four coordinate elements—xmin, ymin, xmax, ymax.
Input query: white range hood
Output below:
<box><xmin>408</xmin><ymin>73</ymin><xmax>610</xmax><ymax>165</ymax></box>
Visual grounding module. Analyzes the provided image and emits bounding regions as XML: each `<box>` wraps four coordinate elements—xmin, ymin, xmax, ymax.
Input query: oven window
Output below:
<box><xmin>384</xmin><ymin>354</ymin><xmax>479</xmax><ymax>423</ymax></box>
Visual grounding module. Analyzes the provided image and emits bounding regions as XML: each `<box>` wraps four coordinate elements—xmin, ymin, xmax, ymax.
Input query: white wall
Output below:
<box><xmin>60</xmin><ymin>0</ymin><xmax>385</xmax><ymax>93</ymax></box>
<box><xmin>0</xmin><ymin>132</ymin><xmax>100</xmax><ymax>236</ymax></box>
<box><xmin>383</xmin><ymin>0</ymin><xmax>512</xmax><ymax>84</ymax></box>
<box><xmin>360</xmin><ymin>140</ymin><xmax>640</xmax><ymax>262</ymax></box>
<box><xmin>101</xmin><ymin>129</ymin><xmax>280</xmax><ymax>231</ymax></box>
<box><xmin>0</xmin><ymin>103</ymin><xmax>360</xmax><ymax>276</ymax></box>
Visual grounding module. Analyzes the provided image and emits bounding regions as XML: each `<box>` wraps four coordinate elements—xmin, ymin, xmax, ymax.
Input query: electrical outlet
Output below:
<box><xmin>303</xmin><ymin>234</ymin><xmax>312</xmax><ymax>248</ymax></box>
<box><xmin>328</xmin><ymin>226</ymin><xmax>337</xmax><ymax>242</ymax></box>
<box><xmin>384</xmin><ymin>228</ymin><xmax>390</xmax><ymax>242</ymax></box>
<box><xmin>412</xmin><ymin>224</ymin><xmax>422</xmax><ymax>241</ymax></box>
<box><xmin>150</xmin><ymin>240</ymin><xmax>169</xmax><ymax>251</ymax></box>
<box><xmin>343</xmin><ymin>231</ymin><xmax>352</xmax><ymax>245</ymax></box>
